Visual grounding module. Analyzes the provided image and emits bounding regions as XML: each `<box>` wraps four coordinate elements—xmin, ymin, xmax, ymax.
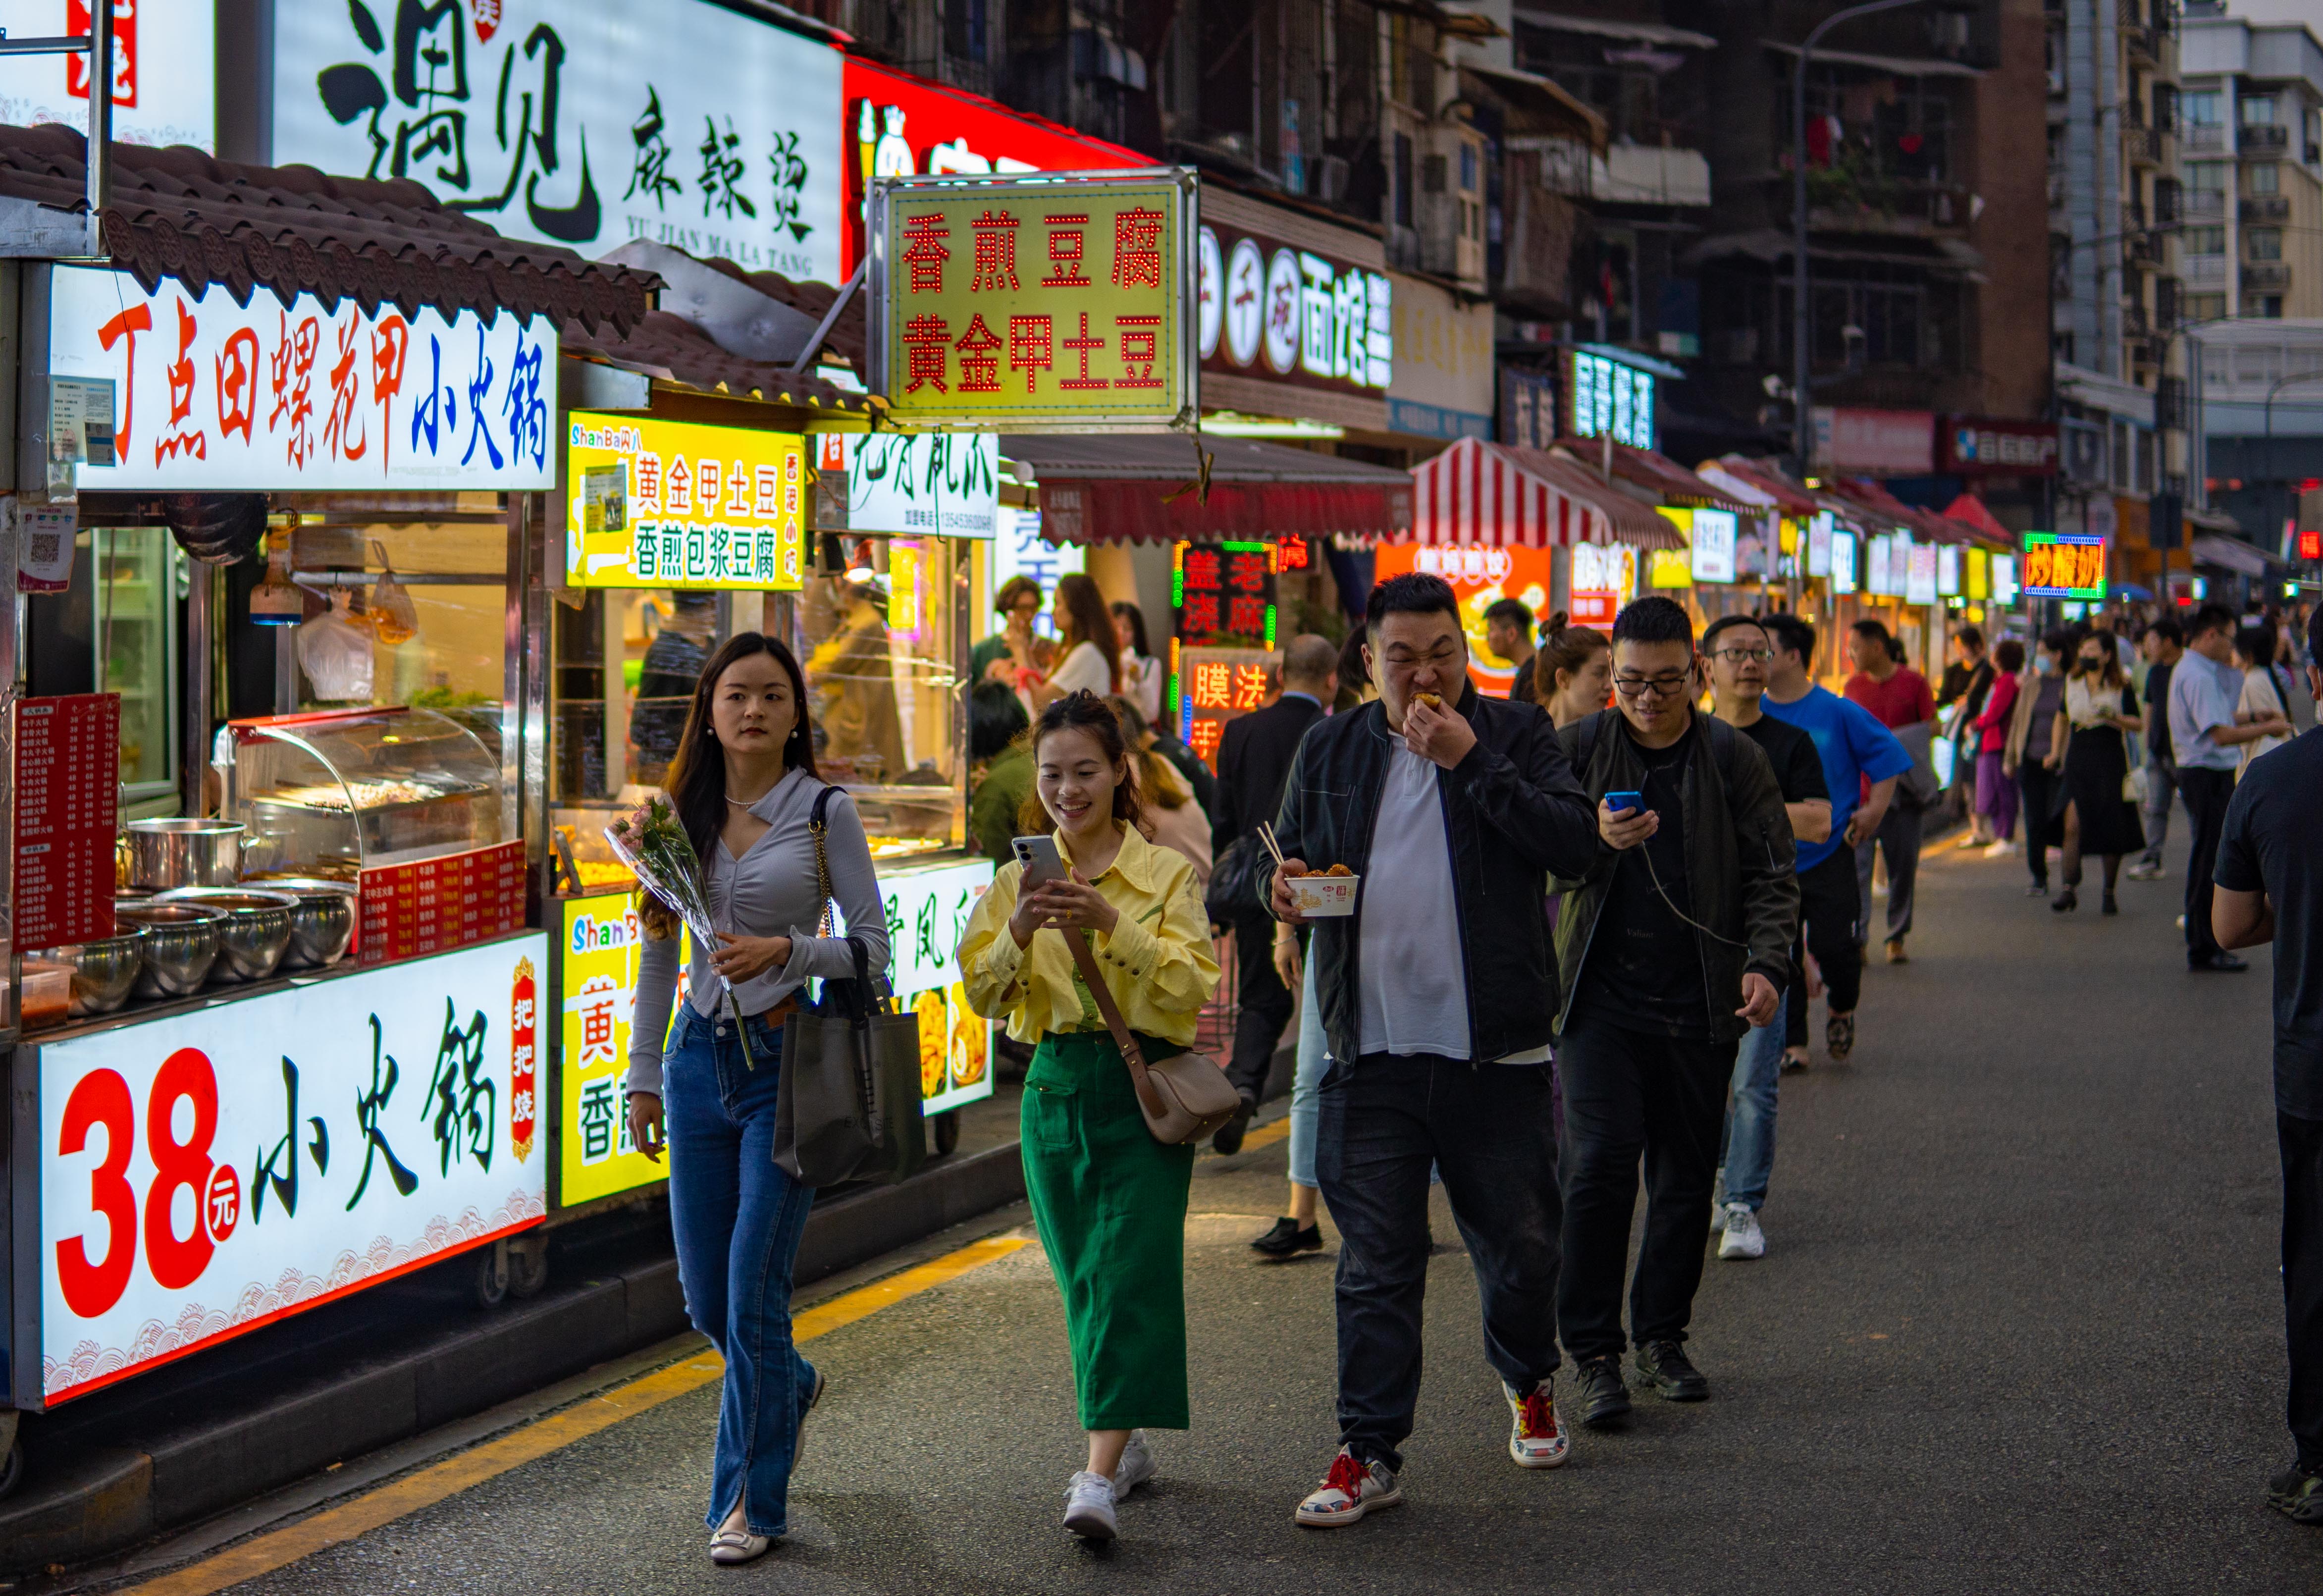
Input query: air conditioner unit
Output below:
<box><xmin>1416</xmin><ymin>124</ymin><xmax>1487</xmax><ymax>287</ymax></box>
<box><xmin>1317</xmin><ymin>155</ymin><xmax>1350</xmax><ymax>203</ymax></box>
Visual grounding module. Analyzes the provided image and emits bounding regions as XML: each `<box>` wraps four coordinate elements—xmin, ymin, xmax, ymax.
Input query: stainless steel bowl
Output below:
<box><xmin>154</xmin><ymin>889</ymin><xmax>297</xmax><ymax>983</ymax></box>
<box><xmin>127</xmin><ymin>819</ymin><xmax>245</xmax><ymax>889</ymax></box>
<box><xmin>36</xmin><ymin>929</ymin><xmax>149</xmax><ymax>1015</ymax></box>
<box><xmin>116</xmin><ymin>902</ymin><xmax>225</xmax><ymax>997</ymax></box>
<box><xmin>256</xmin><ymin>879</ymin><xmax>358</xmax><ymax>969</ymax></box>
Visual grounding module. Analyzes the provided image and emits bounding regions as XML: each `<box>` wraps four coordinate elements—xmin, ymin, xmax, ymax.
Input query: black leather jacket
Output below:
<box><xmin>1269</xmin><ymin>682</ymin><xmax>1597</xmax><ymax>1065</ymax></box>
<box><xmin>1550</xmin><ymin>709</ymin><xmax>1800</xmax><ymax>1045</ymax></box>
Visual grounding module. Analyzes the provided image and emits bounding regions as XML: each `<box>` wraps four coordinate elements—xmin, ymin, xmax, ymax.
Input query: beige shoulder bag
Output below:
<box><xmin>1062</xmin><ymin>930</ymin><xmax>1241</xmax><ymax>1145</ymax></box>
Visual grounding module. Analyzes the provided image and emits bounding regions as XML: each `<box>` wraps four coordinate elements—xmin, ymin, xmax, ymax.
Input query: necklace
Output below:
<box><xmin>726</xmin><ymin>790</ymin><xmax>775</xmax><ymax>808</ymax></box>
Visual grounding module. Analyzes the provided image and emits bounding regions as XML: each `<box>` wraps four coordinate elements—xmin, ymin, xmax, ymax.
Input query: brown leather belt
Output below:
<box><xmin>744</xmin><ymin>994</ymin><xmax>800</xmax><ymax>1026</ymax></box>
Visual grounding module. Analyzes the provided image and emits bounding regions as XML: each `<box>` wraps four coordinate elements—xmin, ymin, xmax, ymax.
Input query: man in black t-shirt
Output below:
<box><xmin>1550</xmin><ymin>599</ymin><xmax>1797</xmax><ymax>1428</ymax></box>
<box><xmin>2215</xmin><ymin>605</ymin><xmax>2323</xmax><ymax>1524</ymax></box>
<box><xmin>2129</xmin><ymin>618</ymin><xmax>2184</xmax><ymax>880</ymax></box>
<box><xmin>1703</xmin><ymin>616</ymin><xmax>1830</xmax><ymax>1263</ymax></box>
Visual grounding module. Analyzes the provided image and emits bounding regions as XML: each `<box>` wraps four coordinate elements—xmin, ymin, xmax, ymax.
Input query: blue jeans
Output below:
<box><xmin>1289</xmin><ymin>954</ymin><xmax>1326</xmax><ymax>1189</ymax></box>
<box><xmin>663</xmin><ymin>1005</ymin><xmax>817</xmax><ymax>1537</ymax></box>
<box><xmin>1720</xmin><ymin>993</ymin><xmax>1788</xmax><ymax>1212</ymax></box>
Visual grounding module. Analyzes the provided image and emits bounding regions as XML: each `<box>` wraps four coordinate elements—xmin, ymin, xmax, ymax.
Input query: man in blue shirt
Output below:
<box><xmin>1758</xmin><ymin>613</ymin><xmax>1913</xmax><ymax>1067</ymax></box>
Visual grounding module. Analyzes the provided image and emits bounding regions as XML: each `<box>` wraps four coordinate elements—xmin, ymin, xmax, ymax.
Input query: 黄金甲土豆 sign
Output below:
<box><xmin>868</xmin><ymin>169</ymin><xmax>1198</xmax><ymax>431</ymax></box>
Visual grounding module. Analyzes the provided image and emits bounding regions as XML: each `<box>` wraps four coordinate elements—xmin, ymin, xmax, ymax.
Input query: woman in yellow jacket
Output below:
<box><xmin>957</xmin><ymin>690</ymin><xmax>1219</xmax><ymax>1543</ymax></box>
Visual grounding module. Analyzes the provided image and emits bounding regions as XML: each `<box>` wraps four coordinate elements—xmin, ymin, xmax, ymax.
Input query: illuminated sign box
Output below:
<box><xmin>2021</xmin><ymin>532</ymin><xmax>2107</xmax><ymax>600</ymax></box>
<box><xmin>1569</xmin><ymin>349</ymin><xmax>1657</xmax><ymax>451</ymax></box>
<box><xmin>869</xmin><ymin>169</ymin><xmax>1199</xmax><ymax>431</ymax></box>
<box><xmin>565</xmin><ymin>413</ymin><xmax>805</xmax><ymax>590</ymax></box>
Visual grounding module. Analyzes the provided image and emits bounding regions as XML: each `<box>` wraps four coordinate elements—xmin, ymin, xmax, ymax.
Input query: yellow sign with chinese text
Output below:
<box><xmin>870</xmin><ymin>171</ymin><xmax>1197</xmax><ymax>430</ymax></box>
<box><xmin>556</xmin><ymin>893</ymin><xmax>668</xmax><ymax>1207</ymax></box>
<box><xmin>565</xmin><ymin>413</ymin><xmax>805</xmax><ymax>590</ymax></box>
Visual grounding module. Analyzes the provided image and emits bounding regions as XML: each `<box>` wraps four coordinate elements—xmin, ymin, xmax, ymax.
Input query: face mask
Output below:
<box><xmin>2035</xmin><ymin>655</ymin><xmax>2057</xmax><ymax>675</ymax></box>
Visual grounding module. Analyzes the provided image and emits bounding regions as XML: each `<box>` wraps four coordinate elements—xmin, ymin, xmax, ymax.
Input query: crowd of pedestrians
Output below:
<box><xmin>620</xmin><ymin>574</ymin><xmax>2323</xmax><ymax>1558</ymax></box>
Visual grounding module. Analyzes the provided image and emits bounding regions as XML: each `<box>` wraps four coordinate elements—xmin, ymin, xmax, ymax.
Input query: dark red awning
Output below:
<box><xmin>1004</xmin><ymin>434</ymin><xmax>1414</xmax><ymax>545</ymax></box>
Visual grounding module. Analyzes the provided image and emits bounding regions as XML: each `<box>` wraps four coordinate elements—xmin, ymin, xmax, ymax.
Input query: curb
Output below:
<box><xmin>0</xmin><ymin>1143</ymin><xmax>1028</xmax><ymax>1576</ymax></box>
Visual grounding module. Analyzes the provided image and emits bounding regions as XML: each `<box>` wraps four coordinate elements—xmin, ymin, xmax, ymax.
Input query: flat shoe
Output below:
<box><xmin>709</xmin><ymin>1527</ymin><xmax>772</xmax><ymax>1565</ymax></box>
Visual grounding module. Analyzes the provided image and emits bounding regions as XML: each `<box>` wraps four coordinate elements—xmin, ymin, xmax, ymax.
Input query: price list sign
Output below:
<box><xmin>358</xmin><ymin>840</ymin><xmax>527</xmax><ymax>965</ymax></box>
<box><xmin>15</xmin><ymin>693</ymin><xmax>120</xmax><ymax>949</ymax></box>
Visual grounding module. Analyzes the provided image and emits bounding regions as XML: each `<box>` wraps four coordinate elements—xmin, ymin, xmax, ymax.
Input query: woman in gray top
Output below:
<box><xmin>623</xmin><ymin>632</ymin><xmax>888</xmax><ymax>1567</ymax></box>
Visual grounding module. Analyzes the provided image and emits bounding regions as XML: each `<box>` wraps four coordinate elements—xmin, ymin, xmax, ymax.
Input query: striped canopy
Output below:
<box><xmin>1409</xmin><ymin>437</ymin><xmax>1683</xmax><ymax>550</ymax></box>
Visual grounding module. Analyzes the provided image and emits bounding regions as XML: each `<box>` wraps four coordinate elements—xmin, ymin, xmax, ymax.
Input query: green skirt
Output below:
<box><xmin>1021</xmin><ymin>1030</ymin><xmax>1196</xmax><ymax>1431</ymax></box>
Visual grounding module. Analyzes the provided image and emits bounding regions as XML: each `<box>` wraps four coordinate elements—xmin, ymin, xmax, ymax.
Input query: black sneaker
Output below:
<box><xmin>2269</xmin><ymin>1464</ymin><xmax>2323</xmax><ymax>1523</ymax></box>
<box><xmin>2191</xmin><ymin>953</ymin><xmax>2251</xmax><ymax>973</ymax></box>
<box><xmin>1570</xmin><ymin>1355</ymin><xmax>1631</xmax><ymax>1430</ymax></box>
<box><xmin>1212</xmin><ymin>1101</ymin><xmax>1255</xmax><ymax>1155</ymax></box>
<box><xmin>1250</xmin><ymin>1217</ymin><xmax>1323</xmax><ymax>1258</ymax></box>
<box><xmin>1633</xmin><ymin>1340</ymin><xmax>1709</xmax><ymax>1401</ymax></box>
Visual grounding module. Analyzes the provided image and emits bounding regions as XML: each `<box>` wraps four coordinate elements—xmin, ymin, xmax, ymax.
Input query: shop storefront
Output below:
<box><xmin>6</xmin><ymin>168</ymin><xmax>656</xmax><ymax>1418</ymax></box>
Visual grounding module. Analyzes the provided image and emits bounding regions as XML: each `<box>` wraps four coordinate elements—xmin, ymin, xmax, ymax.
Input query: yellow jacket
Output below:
<box><xmin>957</xmin><ymin>822</ymin><xmax>1219</xmax><ymax>1048</ymax></box>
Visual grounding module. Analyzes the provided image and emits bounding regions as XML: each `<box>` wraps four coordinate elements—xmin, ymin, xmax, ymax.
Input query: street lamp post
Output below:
<box><xmin>1793</xmin><ymin>0</ymin><xmax>1929</xmax><ymax>472</ymax></box>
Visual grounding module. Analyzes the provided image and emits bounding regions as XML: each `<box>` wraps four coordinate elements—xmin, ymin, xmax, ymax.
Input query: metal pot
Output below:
<box><xmin>116</xmin><ymin>902</ymin><xmax>225</xmax><ymax>997</ymax></box>
<box><xmin>126</xmin><ymin>819</ymin><xmax>245</xmax><ymax>889</ymax></box>
<box><xmin>36</xmin><ymin>929</ymin><xmax>149</xmax><ymax>1015</ymax></box>
<box><xmin>257</xmin><ymin>879</ymin><xmax>358</xmax><ymax>969</ymax></box>
<box><xmin>154</xmin><ymin>889</ymin><xmax>297</xmax><ymax>983</ymax></box>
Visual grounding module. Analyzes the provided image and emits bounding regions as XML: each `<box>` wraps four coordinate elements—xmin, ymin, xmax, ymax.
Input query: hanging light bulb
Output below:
<box><xmin>845</xmin><ymin>536</ymin><xmax>878</xmax><ymax>583</ymax></box>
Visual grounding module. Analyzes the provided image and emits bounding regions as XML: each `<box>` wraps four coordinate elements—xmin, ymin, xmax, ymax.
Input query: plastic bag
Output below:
<box><xmin>296</xmin><ymin>589</ymin><xmax>374</xmax><ymax>701</ymax></box>
<box><xmin>368</xmin><ymin>540</ymin><xmax>418</xmax><ymax>645</ymax></box>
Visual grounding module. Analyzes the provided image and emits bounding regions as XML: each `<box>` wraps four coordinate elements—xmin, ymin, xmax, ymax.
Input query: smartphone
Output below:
<box><xmin>1011</xmin><ymin>834</ymin><xmax>1069</xmax><ymax>892</ymax></box>
<box><xmin>1604</xmin><ymin>790</ymin><xmax>1644</xmax><ymax>815</ymax></box>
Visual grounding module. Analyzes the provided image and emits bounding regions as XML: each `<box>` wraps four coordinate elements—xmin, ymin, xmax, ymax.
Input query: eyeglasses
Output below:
<box><xmin>1710</xmin><ymin>646</ymin><xmax>1774</xmax><ymax>664</ymax></box>
<box><xmin>1612</xmin><ymin>673</ymin><xmax>1693</xmax><ymax>699</ymax></box>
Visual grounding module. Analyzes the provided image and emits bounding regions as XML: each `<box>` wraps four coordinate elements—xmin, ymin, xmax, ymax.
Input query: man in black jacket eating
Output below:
<box><xmin>1267</xmin><ymin>572</ymin><xmax>1599</xmax><ymax>1528</ymax></box>
<box><xmin>1551</xmin><ymin>596</ymin><xmax>1798</xmax><ymax>1428</ymax></box>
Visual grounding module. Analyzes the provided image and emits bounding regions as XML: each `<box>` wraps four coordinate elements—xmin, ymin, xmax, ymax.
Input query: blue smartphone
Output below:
<box><xmin>1604</xmin><ymin>790</ymin><xmax>1644</xmax><ymax>815</ymax></box>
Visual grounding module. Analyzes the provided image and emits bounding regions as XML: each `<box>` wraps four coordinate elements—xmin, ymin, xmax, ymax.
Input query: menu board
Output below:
<box><xmin>358</xmin><ymin>842</ymin><xmax>527</xmax><ymax>966</ymax></box>
<box><xmin>15</xmin><ymin>693</ymin><xmax>120</xmax><ymax>950</ymax></box>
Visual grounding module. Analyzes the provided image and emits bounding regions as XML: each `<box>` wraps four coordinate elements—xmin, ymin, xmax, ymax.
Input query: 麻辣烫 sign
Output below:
<box><xmin>2021</xmin><ymin>532</ymin><xmax>2107</xmax><ymax>601</ymax></box>
<box><xmin>869</xmin><ymin>169</ymin><xmax>1198</xmax><ymax>431</ymax></box>
<box><xmin>31</xmin><ymin>935</ymin><xmax>549</xmax><ymax>1406</ymax></box>
<box><xmin>49</xmin><ymin>265</ymin><xmax>558</xmax><ymax>494</ymax></box>
<box><xmin>565</xmin><ymin>413</ymin><xmax>804</xmax><ymax>589</ymax></box>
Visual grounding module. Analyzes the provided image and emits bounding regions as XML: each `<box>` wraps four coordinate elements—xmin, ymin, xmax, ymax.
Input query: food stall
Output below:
<box><xmin>540</xmin><ymin>301</ymin><xmax>1001</xmax><ymax>1219</ymax></box>
<box><xmin>0</xmin><ymin>153</ymin><xmax>655</xmax><ymax>1465</ymax></box>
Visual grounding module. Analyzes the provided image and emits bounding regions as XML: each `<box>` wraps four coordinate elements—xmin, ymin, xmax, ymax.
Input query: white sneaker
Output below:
<box><xmin>1294</xmin><ymin>1446</ymin><xmax>1403</xmax><ymax>1527</ymax></box>
<box><xmin>1113</xmin><ymin>1430</ymin><xmax>1155</xmax><ymax>1496</ymax></box>
<box><xmin>1718</xmin><ymin>1203</ymin><xmax>1765</xmax><ymax>1260</ymax></box>
<box><xmin>1062</xmin><ymin>1471</ymin><xmax>1118</xmax><ymax>1541</ymax></box>
<box><xmin>1983</xmin><ymin>840</ymin><xmax>2018</xmax><ymax>859</ymax></box>
<box><xmin>1504</xmin><ymin>1381</ymin><xmax>1570</xmax><ymax>1468</ymax></box>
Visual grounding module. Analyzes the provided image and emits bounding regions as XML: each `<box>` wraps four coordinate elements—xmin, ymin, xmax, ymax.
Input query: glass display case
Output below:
<box><xmin>94</xmin><ymin>527</ymin><xmax>181</xmax><ymax>807</ymax></box>
<box><xmin>226</xmin><ymin>707</ymin><xmax>505</xmax><ymax>876</ymax></box>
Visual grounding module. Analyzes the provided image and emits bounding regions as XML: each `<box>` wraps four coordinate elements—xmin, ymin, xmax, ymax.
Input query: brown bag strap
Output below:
<box><xmin>1062</xmin><ymin>928</ymin><xmax>1171</xmax><ymax>1123</ymax></box>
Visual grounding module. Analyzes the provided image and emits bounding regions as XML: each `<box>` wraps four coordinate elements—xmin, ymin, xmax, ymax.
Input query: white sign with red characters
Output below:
<box><xmin>32</xmin><ymin>935</ymin><xmax>550</xmax><ymax>1406</ymax></box>
<box><xmin>49</xmin><ymin>265</ymin><xmax>559</xmax><ymax>493</ymax></box>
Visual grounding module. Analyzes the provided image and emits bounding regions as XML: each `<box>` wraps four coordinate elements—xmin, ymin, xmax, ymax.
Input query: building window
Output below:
<box><xmin>2241</xmin><ymin>94</ymin><xmax>2278</xmax><ymax>126</ymax></box>
<box><xmin>2183</xmin><ymin>91</ymin><xmax>2222</xmax><ymax>125</ymax></box>
<box><xmin>2244</xmin><ymin>294</ymin><xmax>2286</xmax><ymax>319</ymax></box>
<box><xmin>1393</xmin><ymin>132</ymin><xmax>1413</xmax><ymax>228</ymax></box>
<box><xmin>2184</xmin><ymin>224</ymin><xmax>2226</xmax><ymax>255</ymax></box>
<box><xmin>2248</xmin><ymin>162</ymin><xmax>2280</xmax><ymax>194</ymax></box>
<box><xmin>943</xmin><ymin>0</ymin><xmax>987</xmax><ymax>62</ymax></box>
<box><xmin>2249</xmin><ymin>227</ymin><xmax>2284</xmax><ymax>260</ymax></box>
<box><xmin>2186</xmin><ymin>292</ymin><xmax>2227</xmax><ymax>323</ymax></box>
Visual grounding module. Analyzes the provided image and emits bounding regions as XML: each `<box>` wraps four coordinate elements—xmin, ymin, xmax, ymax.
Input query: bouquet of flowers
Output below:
<box><xmin>607</xmin><ymin>797</ymin><xmax>756</xmax><ymax>1062</ymax></box>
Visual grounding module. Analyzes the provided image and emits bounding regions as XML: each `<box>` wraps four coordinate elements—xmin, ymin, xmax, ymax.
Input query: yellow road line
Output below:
<box><xmin>125</xmin><ymin>1233</ymin><xmax>1031</xmax><ymax>1596</ymax></box>
<box><xmin>1237</xmin><ymin>1117</ymin><xmax>1292</xmax><ymax>1153</ymax></box>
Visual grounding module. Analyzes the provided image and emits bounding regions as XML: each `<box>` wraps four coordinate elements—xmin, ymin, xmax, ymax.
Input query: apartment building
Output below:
<box><xmin>2178</xmin><ymin>2</ymin><xmax>2323</xmax><ymax>320</ymax></box>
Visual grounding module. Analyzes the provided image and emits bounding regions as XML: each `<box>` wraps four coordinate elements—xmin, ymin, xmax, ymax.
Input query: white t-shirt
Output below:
<box><xmin>1049</xmin><ymin>640</ymin><xmax>1113</xmax><ymax>698</ymax></box>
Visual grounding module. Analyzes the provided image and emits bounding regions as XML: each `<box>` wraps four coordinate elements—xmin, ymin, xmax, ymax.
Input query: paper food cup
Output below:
<box><xmin>1284</xmin><ymin>873</ymin><xmax>1359</xmax><ymax>917</ymax></box>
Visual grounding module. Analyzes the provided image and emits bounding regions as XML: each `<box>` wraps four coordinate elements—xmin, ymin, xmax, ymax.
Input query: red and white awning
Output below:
<box><xmin>1408</xmin><ymin>437</ymin><xmax>1683</xmax><ymax>550</ymax></box>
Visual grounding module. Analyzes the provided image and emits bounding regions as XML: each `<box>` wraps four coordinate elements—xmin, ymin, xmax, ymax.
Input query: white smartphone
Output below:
<box><xmin>1011</xmin><ymin>834</ymin><xmax>1069</xmax><ymax>892</ymax></box>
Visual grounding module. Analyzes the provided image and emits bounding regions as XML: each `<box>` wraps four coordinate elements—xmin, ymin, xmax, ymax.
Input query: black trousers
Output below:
<box><xmin>1786</xmin><ymin>848</ymin><xmax>1865</xmax><ymax>1051</ymax></box>
<box><xmin>2179</xmin><ymin>767</ymin><xmax>2235</xmax><ymax>966</ymax></box>
<box><xmin>1225</xmin><ymin>911</ymin><xmax>1294</xmax><ymax>1105</ymax></box>
<box><xmin>2281</xmin><ymin>1112</ymin><xmax>2323</xmax><ymax>1470</ymax></box>
<box><xmin>1556</xmin><ymin>1010</ymin><xmax>1738</xmax><ymax>1361</ymax></box>
<box><xmin>1317</xmin><ymin>1054</ymin><xmax>1563</xmax><ymax>1473</ymax></box>
<box><xmin>2018</xmin><ymin>759</ymin><xmax>2062</xmax><ymax>886</ymax></box>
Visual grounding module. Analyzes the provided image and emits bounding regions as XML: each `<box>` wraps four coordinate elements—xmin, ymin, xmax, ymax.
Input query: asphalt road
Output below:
<box><xmin>118</xmin><ymin>835</ymin><xmax>2323</xmax><ymax>1595</ymax></box>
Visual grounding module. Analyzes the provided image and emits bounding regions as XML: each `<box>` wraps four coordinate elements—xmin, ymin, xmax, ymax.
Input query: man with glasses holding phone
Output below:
<box><xmin>1701</xmin><ymin>616</ymin><xmax>1832</xmax><ymax>1262</ymax></box>
<box><xmin>1550</xmin><ymin>597</ymin><xmax>1798</xmax><ymax>1427</ymax></box>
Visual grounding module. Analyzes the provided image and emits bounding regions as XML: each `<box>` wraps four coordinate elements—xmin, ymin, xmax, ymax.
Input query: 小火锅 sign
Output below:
<box><xmin>869</xmin><ymin>169</ymin><xmax>1198</xmax><ymax>430</ymax></box>
<box><xmin>34</xmin><ymin>936</ymin><xmax>549</xmax><ymax>1405</ymax></box>
<box><xmin>49</xmin><ymin>265</ymin><xmax>558</xmax><ymax>493</ymax></box>
<box><xmin>275</xmin><ymin>0</ymin><xmax>844</xmax><ymax>280</ymax></box>
<box><xmin>565</xmin><ymin>413</ymin><xmax>805</xmax><ymax>589</ymax></box>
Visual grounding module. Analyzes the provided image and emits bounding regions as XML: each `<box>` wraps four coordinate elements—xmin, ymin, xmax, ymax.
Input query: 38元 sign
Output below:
<box><xmin>33</xmin><ymin>936</ymin><xmax>550</xmax><ymax>1405</ymax></box>
<box><xmin>869</xmin><ymin>170</ymin><xmax>1197</xmax><ymax>431</ymax></box>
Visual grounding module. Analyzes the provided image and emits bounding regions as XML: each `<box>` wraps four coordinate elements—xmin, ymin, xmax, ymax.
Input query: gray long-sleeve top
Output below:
<box><xmin>626</xmin><ymin>766</ymin><xmax>889</xmax><ymax>1095</ymax></box>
